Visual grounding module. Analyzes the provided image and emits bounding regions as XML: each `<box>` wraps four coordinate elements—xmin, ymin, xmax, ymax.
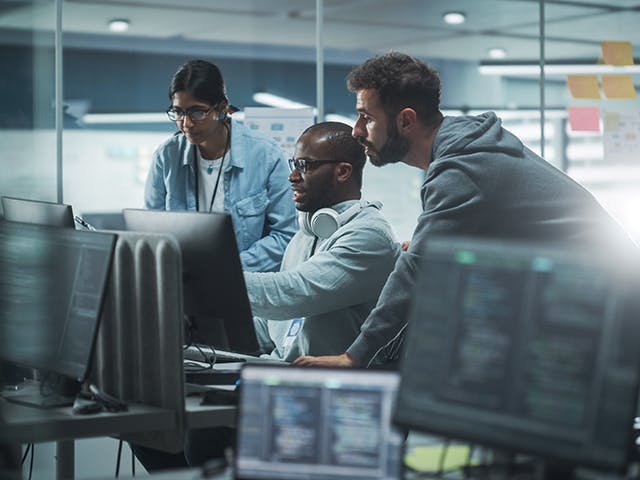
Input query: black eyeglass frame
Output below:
<box><xmin>288</xmin><ymin>158</ymin><xmax>344</xmax><ymax>174</ymax></box>
<box><xmin>166</xmin><ymin>105</ymin><xmax>216</xmax><ymax>122</ymax></box>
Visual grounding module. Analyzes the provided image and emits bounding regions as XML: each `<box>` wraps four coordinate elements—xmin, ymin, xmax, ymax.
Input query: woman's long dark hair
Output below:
<box><xmin>169</xmin><ymin>59</ymin><xmax>228</xmax><ymax>107</ymax></box>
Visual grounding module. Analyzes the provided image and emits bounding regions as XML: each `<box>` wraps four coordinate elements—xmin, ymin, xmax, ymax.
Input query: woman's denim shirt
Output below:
<box><xmin>144</xmin><ymin>119</ymin><xmax>297</xmax><ymax>272</ymax></box>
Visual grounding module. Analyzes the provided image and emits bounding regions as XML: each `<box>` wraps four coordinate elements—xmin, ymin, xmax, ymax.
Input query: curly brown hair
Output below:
<box><xmin>347</xmin><ymin>52</ymin><xmax>441</xmax><ymax>126</ymax></box>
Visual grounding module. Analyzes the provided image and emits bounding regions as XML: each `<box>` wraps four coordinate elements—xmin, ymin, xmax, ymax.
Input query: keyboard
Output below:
<box><xmin>183</xmin><ymin>345</ymin><xmax>287</xmax><ymax>364</ymax></box>
<box><xmin>183</xmin><ymin>346</ymin><xmax>286</xmax><ymax>387</ymax></box>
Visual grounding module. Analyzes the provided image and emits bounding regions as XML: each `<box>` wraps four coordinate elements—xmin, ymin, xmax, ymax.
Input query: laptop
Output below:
<box><xmin>233</xmin><ymin>364</ymin><xmax>404</xmax><ymax>480</ymax></box>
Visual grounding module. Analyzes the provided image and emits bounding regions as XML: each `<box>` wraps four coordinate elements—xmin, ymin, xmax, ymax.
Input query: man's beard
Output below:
<box><xmin>368</xmin><ymin>123</ymin><xmax>409</xmax><ymax>167</ymax></box>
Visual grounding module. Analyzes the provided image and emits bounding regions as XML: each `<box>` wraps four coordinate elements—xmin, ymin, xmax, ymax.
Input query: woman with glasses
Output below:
<box><xmin>144</xmin><ymin>59</ymin><xmax>297</xmax><ymax>272</ymax></box>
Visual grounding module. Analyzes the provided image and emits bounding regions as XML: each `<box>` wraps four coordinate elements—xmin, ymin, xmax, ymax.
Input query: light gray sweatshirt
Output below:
<box><xmin>244</xmin><ymin>200</ymin><xmax>401</xmax><ymax>361</ymax></box>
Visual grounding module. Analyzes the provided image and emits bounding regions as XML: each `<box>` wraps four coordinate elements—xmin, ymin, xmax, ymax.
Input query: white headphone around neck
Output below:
<box><xmin>299</xmin><ymin>200</ymin><xmax>382</xmax><ymax>239</ymax></box>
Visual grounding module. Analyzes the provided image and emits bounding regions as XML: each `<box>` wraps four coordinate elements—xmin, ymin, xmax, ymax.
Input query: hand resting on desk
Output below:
<box><xmin>292</xmin><ymin>352</ymin><xmax>356</xmax><ymax>367</ymax></box>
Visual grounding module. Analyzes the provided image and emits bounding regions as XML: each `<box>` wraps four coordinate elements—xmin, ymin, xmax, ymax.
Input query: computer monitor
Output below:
<box><xmin>0</xmin><ymin>221</ymin><xmax>116</xmax><ymax>404</ymax></box>
<box><xmin>394</xmin><ymin>236</ymin><xmax>640</xmax><ymax>474</ymax></box>
<box><xmin>1</xmin><ymin>196</ymin><xmax>75</xmax><ymax>228</ymax></box>
<box><xmin>122</xmin><ymin>209</ymin><xmax>259</xmax><ymax>355</ymax></box>
<box><xmin>235</xmin><ymin>364</ymin><xmax>404</xmax><ymax>480</ymax></box>
<box><xmin>80</xmin><ymin>212</ymin><xmax>126</xmax><ymax>230</ymax></box>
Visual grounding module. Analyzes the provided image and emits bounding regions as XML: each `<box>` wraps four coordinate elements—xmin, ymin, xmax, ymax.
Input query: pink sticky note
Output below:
<box><xmin>568</xmin><ymin>106</ymin><xmax>600</xmax><ymax>132</ymax></box>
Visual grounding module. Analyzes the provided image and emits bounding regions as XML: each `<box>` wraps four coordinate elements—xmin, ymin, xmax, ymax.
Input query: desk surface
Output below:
<box><xmin>0</xmin><ymin>397</ymin><xmax>177</xmax><ymax>445</ymax></box>
<box><xmin>184</xmin><ymin>395</ymin><xmax>236</xmax><ymax>430</ymax></box>
<box><xmin>0</xmin><ymin>395</ymin><xmax>237</xmax><ymax>445</ymax></box>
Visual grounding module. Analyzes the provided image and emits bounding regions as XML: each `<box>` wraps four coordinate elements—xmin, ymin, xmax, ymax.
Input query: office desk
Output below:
<box><xmin>0</xmin><ymin>395</ymin><xmax>238</xmax><ymax>480</ymax></box>
<box><xmin>0</xmin><ymin>397</ymin><xmax>175</xmax><ymax>480</ymax></box>
<box><xmin>184</xmin><ymin>395</ymin><xmax>236</xmax><ymax>430</ymax></box>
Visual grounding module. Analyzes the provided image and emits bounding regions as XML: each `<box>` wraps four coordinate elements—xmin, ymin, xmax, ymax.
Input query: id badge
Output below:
<box><xmin>282</xmin><ymin>318</ymin><xmax>303</xmax><ymax>350</ymax></box>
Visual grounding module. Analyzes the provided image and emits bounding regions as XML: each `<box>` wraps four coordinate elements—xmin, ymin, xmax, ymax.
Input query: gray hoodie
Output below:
<box><xmin>347</xmin><ymin>112</ymin><xmax>633</xmax><ymax>366</ymax></box>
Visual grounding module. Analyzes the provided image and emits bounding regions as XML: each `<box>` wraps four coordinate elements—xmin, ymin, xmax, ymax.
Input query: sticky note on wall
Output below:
<box><xmin>603</xmin><ymin>111</ymin><xmax>620</xmax><ymax>132</ymax></box>
<box><xmin>568</xmin><ymin>106</ymin><xmax>600</xmax><ymax>132</ymax></box>
<box><xmin>602</xmin><ymin>75</ymin><xmax>637</xmax><ymax>99</ymax></box>
<box><xmin>567</xmin><ymin>75</ymin><xmax>601</xmax><ymax>99</ymax></box>
<box><xmin>601</xmin><ymin>41</ymin><xmax>634</xmax><ymax>66</ymax></box>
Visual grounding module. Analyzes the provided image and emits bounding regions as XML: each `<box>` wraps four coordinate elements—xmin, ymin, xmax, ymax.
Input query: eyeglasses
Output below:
<box><xmin>288</xmin><ymin>158</ymin><xmax>343</xmax><ymax>174</ymax></box>
<box><xmin>166</xmin><ymin>105</ymin><xmax>214</xmax><ymax>122</ymax></box>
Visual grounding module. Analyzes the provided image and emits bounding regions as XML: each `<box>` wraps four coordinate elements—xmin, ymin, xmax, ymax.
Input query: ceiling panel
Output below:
<box><xmin>1</xmin><ymin>0</ymin><xmax>639</xmax><ymax>64</ymax></box>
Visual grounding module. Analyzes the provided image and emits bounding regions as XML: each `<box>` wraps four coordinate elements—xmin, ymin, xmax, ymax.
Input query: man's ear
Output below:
<box><xmin>335</xmin><ymin>162</ymin><xmax>353</xmax><ymax>184</ymax></box>
<box><xmin>396</xmin><ymin>108</ymin><xmax>417</xmax><ymax>135</ymax></box>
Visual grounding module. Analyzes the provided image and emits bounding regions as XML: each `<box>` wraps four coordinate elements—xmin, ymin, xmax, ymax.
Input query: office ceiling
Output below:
<box><xmin>1</xmin><ymin>0</ymin><xmax>639</xmax><ymax>64</ymax></box>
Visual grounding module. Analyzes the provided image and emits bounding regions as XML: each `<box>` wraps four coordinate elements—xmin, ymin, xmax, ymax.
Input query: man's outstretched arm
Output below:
<box><xmin>292</xmin><ymin>352</ymin><xmax>357</xmax><ymax>367</ymax></box>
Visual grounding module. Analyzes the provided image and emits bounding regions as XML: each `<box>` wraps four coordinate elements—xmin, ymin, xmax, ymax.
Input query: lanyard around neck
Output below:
<box><xmin>194</xmin><ymin>147</ymin><xmax>226</xmax><ymax>212</ymax></box>
<box><xmin>193</xmin><ymin>125</ymin><xmax>230</xmax><ymax>212</ymax></box>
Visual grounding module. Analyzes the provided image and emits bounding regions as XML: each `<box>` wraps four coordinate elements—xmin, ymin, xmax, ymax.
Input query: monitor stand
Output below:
<box><xmin>1</xmin><ymin>375</ymin><xmax>80</xmax><ymax>409</ymax></box>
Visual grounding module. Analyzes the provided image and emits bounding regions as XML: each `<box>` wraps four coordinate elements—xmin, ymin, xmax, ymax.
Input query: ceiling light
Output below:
<box><xmin>487</xmin><ymin>48</ymin><xmax>507</xmax><ymax>60</ymax></box>
<box><xmin>82</xmin><ymin>113</ymin><xmax>166</xmax><ymax>124</ymax></box>
<box><xmin>479</xmin><ymin>62</ymin><xmax>640</xmax><ymax>76</ymax></box>
<box><xmin>443</xmin><ymin>12</ymin><xmax>466</xmax><ymax>25</ymax></box>
<box><xmin>252</xmin><ymin>92</ymin><xmax>312</xmax><ymax>109</ymax></box>
<box><xmin>108</xmin><ymin>19</ymin><xmax>130</xmax><ymax>33</ymax></box>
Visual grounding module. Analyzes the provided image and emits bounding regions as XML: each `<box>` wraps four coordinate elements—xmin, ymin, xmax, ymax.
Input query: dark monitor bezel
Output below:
<box><xmin>0</xmin><ymin>220</ymin><xmax>116</xmax><ymax>383</ymax></box>
<box><xmin>1</xmin><ymin>196</ymin><xmax>75</xmax><ymax>228</ymax></box>
<box><xmin>394</xmin><ymin>235</ymin><xmax>640</xmax><ymax>473</ymax></box>
<box><xmin>122</xmin><ymin>208</ymin><xmax>259</xmax><ymax>355</ymax></box>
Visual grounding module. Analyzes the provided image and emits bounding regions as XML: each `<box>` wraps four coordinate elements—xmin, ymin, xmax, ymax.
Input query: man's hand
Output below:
<box><xmin>292</xmin><ymin>352</ymin><xmax>356</xmax><ymax>367</ymax></box>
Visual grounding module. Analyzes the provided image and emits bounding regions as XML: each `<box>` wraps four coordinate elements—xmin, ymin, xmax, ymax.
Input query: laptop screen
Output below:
<box><xmin>235</xmin><ymin>365</ymin><xmax>404</xmax><ymax>480</ymax></box>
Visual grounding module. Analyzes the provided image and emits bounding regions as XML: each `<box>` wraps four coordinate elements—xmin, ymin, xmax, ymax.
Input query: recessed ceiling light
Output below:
<box><xmin>108</xmin><ymin>19</ymin><xmax>130</xmax><ymax>33</ymax></box>
<box><xmin>488</xmin><ymin>47</ymin><xmax>507</xmax><ymax>59</ymax></box>
<box><xmin>443</xmin><ymin>11</ymin><xmax>466</xmax><ymax>25</ymax></box>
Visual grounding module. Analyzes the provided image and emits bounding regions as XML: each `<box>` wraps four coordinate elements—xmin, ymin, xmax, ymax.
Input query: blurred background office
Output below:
<box><xmin>3</xmin><ymin>0</ymin><xmax>640</xmax><ymax>244</ymax></box>
<box><xmin>2</xmin><ymin>0</ymin><xmax>640</xmax><ymax>477</ymax></box>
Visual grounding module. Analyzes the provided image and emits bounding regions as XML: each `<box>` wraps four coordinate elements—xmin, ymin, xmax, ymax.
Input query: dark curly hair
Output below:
<box><xmin>347</xmin><ymin>52</ymin><xmax>441</xmax><ymax>126</ymax></box>
<box><xmin>300</xmin><ymin>122</ymin><xmax>366</xmax><ymax>186</ymax></box>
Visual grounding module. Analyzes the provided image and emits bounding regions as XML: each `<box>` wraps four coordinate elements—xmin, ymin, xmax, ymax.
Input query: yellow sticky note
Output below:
<box><xmin>602</xmin><ymin>75</ymin><xmax>637</xmax><ymax>99</ymax></box>
<box><xmin>404</xmin><ymin>445</ymin><xmax>475</xmax><ymax>472</ymax></box>
<box><xmin>603</xmin><ymin>111</ymin><xmax>620</xmax><ymax>132</ymax></box>
<box><xmin>566</xmin><ymin>75</ymin><xmax>601</xmax><ymax>99</ymax></box>
<box><xmin>601</xmin><ymin>41</ymin><xmax>634</xmax><ymax>66</ymax></box>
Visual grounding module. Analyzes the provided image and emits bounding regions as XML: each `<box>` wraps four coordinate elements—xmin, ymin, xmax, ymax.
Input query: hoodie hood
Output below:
<box><xmin>432</xmin><ymin>112</ymin><xmax>524</xmax><ymax>165</ymax></box>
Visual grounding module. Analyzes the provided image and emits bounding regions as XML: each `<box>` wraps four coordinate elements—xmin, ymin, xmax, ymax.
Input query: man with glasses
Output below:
<box><xmin>136</xmin><ymin>122</ymin><xmax>400</xmax><ymax>471</ymax></box>
<box><xmin>244</xmin><ymin>121</ymin><xmax>401</xmax><ymax>362</ymax></box>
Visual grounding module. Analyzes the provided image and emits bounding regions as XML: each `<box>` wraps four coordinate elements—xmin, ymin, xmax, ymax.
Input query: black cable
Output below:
<box><xmin>463</xmin><ymin>444</ymin><xmax>474</xmax><ymax>478</ymax></box>
<box><xmin>21</xmin><ymin>443</ymin><xmax>32</xmax><ymax>465</ymax></box>
<box><xmin>182</xmin><ymin>322</ymin><xmax>218</xmax><ymax>370</ymax></box>
<box><xmin>115</xmin><ymin>439</ymin><xmax>123</xmax><ymax>477</ymax></box>
<box><xmin>184</xmin><ymin>315</ymin><xmax>194</xmax><ymax>347</ymax></box>
<box><xmin>437</xmin><ymin>439</ymin><xmax>450</xmax><ymax>477</ymax></box>
<box><xmin>27</xmin><ymin>442</ymin><xmax>33</xmax><ymax>480</ymax></box>
<box><xmin>130</xmin><ymin>442</ymin><xmax>135</xmax><ymax>477</ymax></box>
<box><xmin>194</xmin><ymin>343</ymin><xmax>212</xmax><ymax>363</ymax></box>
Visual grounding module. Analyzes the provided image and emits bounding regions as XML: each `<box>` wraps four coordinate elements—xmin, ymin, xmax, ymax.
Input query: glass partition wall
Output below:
<box><xmin>2</xmin><ymin>0</ymin><xmax>639</xmax><ymax>242</ymax></box>
<box><xmin>0</xmin><ymin>0</ymin><xmax>58</xmax><ymax>204</ymax></box>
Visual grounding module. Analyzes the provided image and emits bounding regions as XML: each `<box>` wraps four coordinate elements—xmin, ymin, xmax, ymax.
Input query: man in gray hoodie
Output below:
<box><xmin>294</xmin><ymin>51</ymin><xmax>634</xmax><ymax>369</ymax></box>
